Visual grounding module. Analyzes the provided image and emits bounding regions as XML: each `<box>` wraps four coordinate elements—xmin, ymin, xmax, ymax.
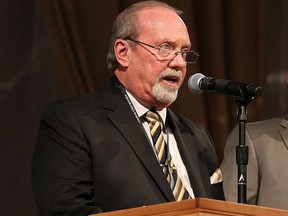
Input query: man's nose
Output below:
<box><xmin>169</xmin><ymin>51</ymin><xmax>187</xmax><ymax>68</ymax></box>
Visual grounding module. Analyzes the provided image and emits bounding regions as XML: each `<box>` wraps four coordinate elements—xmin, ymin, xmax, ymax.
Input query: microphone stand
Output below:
<box><xmin>234</xmin><ymin>99</ymin><xmax>249</xmax><ymax>203</ymax></box>
<box><xmin>187</xmin><ymin>74</ymin><xmax>263</xmax><ymax>203</ymax></box>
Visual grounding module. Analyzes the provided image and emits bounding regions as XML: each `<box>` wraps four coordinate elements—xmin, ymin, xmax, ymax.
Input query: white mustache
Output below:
<box><xmin>158</xmin><ymin>69</ymin><xmax>182</xmax><ymax>80</ymax></box>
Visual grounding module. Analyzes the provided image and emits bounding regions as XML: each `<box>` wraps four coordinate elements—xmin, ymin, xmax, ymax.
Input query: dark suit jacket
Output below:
<box><xmin>32</xmin><ymin>76</ymin><xmax>224</xmax><ymax>216</ymax></box>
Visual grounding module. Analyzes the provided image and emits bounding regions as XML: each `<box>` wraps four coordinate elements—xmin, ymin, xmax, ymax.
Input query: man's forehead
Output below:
<box><xmin>137</xmin><ymin>8</ymin><xmax>186</xmax><ymax>33</ymax></box>
<box><xmin>136</xmin><ymin>8</ymin><xmax>190</xmax><ymax>45</ymax></box>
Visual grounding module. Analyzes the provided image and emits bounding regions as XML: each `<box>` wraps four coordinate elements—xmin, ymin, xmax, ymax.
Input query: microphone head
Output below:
<box><xmin>188</xmin><ymin>73</ymin><xmax>205</xmax><ymax>93</ymax></box>
<box><xmin>246</xmin><ymin>85</ymin><xmax>263</xmax><ymax>97</ymax></box>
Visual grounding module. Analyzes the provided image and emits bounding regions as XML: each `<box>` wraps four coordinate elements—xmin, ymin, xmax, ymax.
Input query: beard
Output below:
<box><xmin>152</xmin><ymin>69</ymin><xmax>183</xmax><ymax>104</ymax></box>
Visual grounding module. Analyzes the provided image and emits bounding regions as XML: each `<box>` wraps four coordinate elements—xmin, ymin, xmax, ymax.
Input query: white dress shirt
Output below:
<box><xmin>126</xmin><ymin>91</ymin><xmax>195</xmax><ymax>198</ymax></box>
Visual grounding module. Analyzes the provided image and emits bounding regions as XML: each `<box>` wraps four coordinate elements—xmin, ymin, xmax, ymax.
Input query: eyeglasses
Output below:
<box><xmin>126</xmin><ymin>38</ymin><xmax>199</xmax><ymax>64</ymax></box>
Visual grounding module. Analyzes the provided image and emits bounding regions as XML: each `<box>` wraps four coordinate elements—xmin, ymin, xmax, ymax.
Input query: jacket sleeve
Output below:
<box><xmin>31</xmin><ymin>102</ymin><xmax>102</xmax><ymax>216</ymax></box>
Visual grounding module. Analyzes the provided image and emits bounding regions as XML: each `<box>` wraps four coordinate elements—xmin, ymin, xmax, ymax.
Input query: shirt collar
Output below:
<box><xmin>126</xmin><ymin>91</ymin><xmax>167</xmax><ymax>123</ymax></box>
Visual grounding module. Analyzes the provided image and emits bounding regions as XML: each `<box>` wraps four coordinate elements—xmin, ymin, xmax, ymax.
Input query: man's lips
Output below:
<box><xmin>161</xmin><ymin>75</ymin><xmax>180</xmax><ymax>85</ymax></box>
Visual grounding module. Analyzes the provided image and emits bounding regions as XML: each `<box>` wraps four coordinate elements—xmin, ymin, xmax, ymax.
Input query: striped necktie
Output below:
<box><xmin>145</xmin><ymin>110</ymin><xmax>190</xmax><ymax>201</ymax></box>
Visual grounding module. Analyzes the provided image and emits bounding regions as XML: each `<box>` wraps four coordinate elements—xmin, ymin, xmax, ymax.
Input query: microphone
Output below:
<box><xmin>188</xmin><ymin>73</ymin><xmax>263</xmax><ymax>100</ymax></box>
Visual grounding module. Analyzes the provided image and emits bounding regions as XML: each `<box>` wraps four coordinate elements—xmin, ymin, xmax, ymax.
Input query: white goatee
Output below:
<box><xmin>152</xmin><ymin>69</ymin><xmax>182</xmax><ymax>104</ymax></box>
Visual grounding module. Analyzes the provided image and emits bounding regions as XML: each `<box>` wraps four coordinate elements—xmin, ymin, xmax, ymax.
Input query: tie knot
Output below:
<box><xmin>145</xmin><ymin>110</ymin><xmax>160</xmax><ymax>123</ymax></box>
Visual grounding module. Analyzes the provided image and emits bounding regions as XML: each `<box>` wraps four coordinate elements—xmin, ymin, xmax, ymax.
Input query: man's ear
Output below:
<box><xmin>114</xmin><ymin>39</ymin><xmax>130</xmax><ymax>68</ymax></box>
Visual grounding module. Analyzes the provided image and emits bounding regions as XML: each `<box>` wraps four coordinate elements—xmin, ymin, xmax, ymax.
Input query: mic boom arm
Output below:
<box><xmin>188</xmin><ymin>73</ymin><xmax>263</xmax><ymax>101</ymax></box>
<box><xmin>201</xmin><ymin>77</ymin><xmax>262</xmax><ymax>100</ymax></box>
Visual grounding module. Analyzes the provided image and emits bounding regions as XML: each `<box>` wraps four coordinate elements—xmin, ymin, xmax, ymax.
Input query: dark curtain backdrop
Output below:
<box><xmin>41</xmin><ymin>0</ymin><xmax>288</xmax><ymax>160</ymax></box>
<box><xmin>0</xmin><ymin>0</ymin><xmax>287</xmax><ymax>215</ymax></box>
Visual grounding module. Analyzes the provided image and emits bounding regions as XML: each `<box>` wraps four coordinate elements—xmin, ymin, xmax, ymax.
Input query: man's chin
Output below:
<box><xmin>154</xmin><ymin>91</ymin><xmax>178</xmax><ymax>105</ymax></box>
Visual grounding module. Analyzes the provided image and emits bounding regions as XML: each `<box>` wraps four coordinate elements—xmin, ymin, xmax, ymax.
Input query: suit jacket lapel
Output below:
<box><xmin>167</xmin><ymin>109</ymin><xmax>207</xmax><ymax>198</ymax></box>
<box><xmin>102</xmin><ymin>79</ymin><xmax>175</xmax><ymax>201</ymax></box>
<box><xmin>279</xmin><ymin>116</ymin><xmax>288</xmax><ymax>150</ymax></box>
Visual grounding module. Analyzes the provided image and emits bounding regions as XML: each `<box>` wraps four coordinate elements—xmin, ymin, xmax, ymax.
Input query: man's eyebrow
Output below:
<box><xmin>159</xmin><ymin>39</ymin><xmax>191</xmax><ymax>47</ymax></box>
